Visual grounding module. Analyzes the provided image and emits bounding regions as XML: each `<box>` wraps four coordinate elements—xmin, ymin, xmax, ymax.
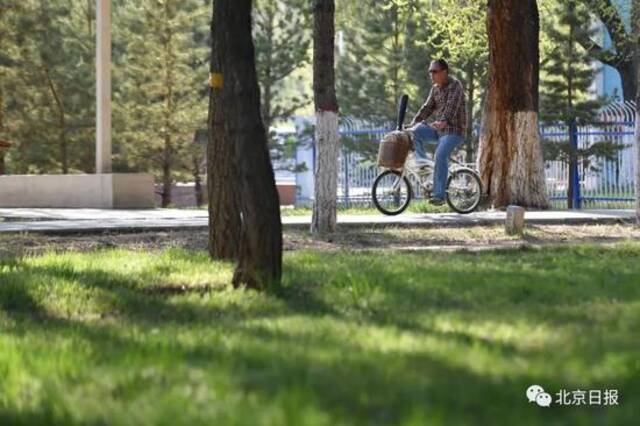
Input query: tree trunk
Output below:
<box><xmin>43</xmin><ymin>65</ymin><xmax>69</xmax><ymax>174</ymax></box>
<box><xmin>215</xmin><ymin>0</ymin><xmax>282</xmax><ymax>289</ymax></box>
<box><xmin>261</xmin><ymin>5</ymin><xmax>275</xmax><ymax>133</ymax></box>
<box><xmin>192</xmin><ymin>153</ymin><xmax>204</xmax><ymax>207</ymax></box>
<box><xmin>465</xmin><ymin>64</ymin><xmax>475</xmax><ymax>163</ymax></box>
<box><xmin>60</xmin><ymin>124</ymin><xmax>68</xmax><ymax>174</ymax></box>
<box><xmin>633</xmin><ymin>0</ymin><xmax>639</xmax><ymax>224</ymax></box>
<box><xmin>160</xmin><ymin>2</ymin><xmax>173</xmax><ymax>209</ymax></box>
<box><xmin>620</xmin><ymin>60</ymin><xmax>638</xmax><ymax>103</ymax></box>
<box><xmin>478</xmin><ymin>0</ymin><xmax>549</xmax><ymax>209</ymax></box>
<box><xmin>161</xmin><ymin>134</ymin><xmax>172</xmax><ymax>207</ymax></box>
<box><xmin>636</xmin><ymin>93</ymin><xmax>640</xmax><ymax>225</ymax></box>
<box><xmin>0</xmin><ymin>83</ymin><xmax>5</xmax><ymax>174</ymax></box>
<box><xmin>311</xmin><ymin>0</ymin><xmax>340</xmax><ymax>236</ymax></box>
<box><xmin>391</xmin><ymin>3</ymin><xmax>401</xmax><ymax>115</ymax></box>
<box><xmin>567</xmin><ymin>11</ymin><xmax>577</xmax><ymax>209</ymax></box>
<box><xmin>208</xmin><ymin>1</ymin><xmax>241</xmax><ymax>260</ymax></box>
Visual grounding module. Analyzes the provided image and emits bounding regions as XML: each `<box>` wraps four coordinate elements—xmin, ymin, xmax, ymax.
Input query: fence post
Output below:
<box><xmin>343</xmin><ymin>148</ymin><xmax>350</xmax><ymax>208</ymax></box>
<box><xmin>569</xmin><ymin>120</ymin><xmax>581</xmax><ymax>209</ymax></box>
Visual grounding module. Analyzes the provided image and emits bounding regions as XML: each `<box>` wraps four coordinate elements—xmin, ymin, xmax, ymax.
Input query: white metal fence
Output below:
<box><xmin>276</xmin><ymin>103</ymin><xmax>637</xmax><ymax>209</ymax></box>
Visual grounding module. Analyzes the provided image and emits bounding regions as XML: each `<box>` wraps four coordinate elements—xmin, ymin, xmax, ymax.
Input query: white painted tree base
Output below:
<box><xmin>479</xmin><ymin>111</ymin><xmax>549</xmax><ymax>208</ymax></box>
<box><xmin>311</xmin><ymin>110</ymin><xmax>339</xmax><ymax>234</ymax></box>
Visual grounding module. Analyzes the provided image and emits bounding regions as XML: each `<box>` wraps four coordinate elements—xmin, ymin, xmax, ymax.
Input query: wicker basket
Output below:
<box><xmin>377</xmin><ymin>130</ymin><xmax>412</xmax><ymax>169</ymax></box>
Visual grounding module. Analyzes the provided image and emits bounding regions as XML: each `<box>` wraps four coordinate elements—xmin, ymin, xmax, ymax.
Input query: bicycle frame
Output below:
<box><xmin>390</xmin><ymin>153</ymin><xmax>478</xmax><ymax>196</ymax></box>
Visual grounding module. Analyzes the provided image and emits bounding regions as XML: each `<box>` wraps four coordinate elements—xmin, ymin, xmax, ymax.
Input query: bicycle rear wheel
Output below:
<box><xmin>446</xmin><ymin>169</ymin><xmax>482</xmax><ymax>214</ymax></box>
<box><xmin>372</xmin><ymin>170</ymin><xmax>412</xmax><ymax>215</ymax></box>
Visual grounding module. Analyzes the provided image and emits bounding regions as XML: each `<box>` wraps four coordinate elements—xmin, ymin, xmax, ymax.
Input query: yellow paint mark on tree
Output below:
<box><xmin>210</xmin><ymin>73</ymin><xmax>223</xmax><ymax>89</ymax></box>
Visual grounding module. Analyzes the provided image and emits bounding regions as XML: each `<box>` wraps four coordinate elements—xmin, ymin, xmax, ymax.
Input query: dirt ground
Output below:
<box><xmin>1</xmin><ymin>223</ymin><xmax>639</xmax><ymax>257</ymax></box>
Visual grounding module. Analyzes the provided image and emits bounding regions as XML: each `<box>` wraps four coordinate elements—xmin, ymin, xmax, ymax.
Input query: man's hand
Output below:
<box><xmin>433</xmin><ymin>120</ymin><xmax>447</xmax><ymax>130</ymax></box>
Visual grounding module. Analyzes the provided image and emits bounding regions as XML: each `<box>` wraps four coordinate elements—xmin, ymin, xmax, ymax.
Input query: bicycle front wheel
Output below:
<box><xmin>372</xmin><ymin>170</ymin><xmax>412</xmax><ymax>215</ymax></box>
<box><xmin>446</xmin><ymin>169</ymin><xmax>482</xmax><ymax>214</ymax></box>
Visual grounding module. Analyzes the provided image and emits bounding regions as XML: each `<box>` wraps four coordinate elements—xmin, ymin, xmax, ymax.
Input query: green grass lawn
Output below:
<box><xmin>1</xmin><ymin>244</ymin><xmax>639</xmax><ymax>425</ymax></box>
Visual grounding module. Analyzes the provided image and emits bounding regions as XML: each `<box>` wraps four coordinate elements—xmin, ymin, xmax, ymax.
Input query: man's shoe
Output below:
<box><xmin>429</xmin><ymin>197</ymin><xmax>445</xmax><ymax>206</ymax></box>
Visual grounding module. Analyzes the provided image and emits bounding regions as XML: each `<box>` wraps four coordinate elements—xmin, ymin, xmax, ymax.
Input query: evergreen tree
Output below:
<box><xmin>113</xmin><ymin>0</ymin><xmax>209</xmax><ymax>207</ymax></box>
<box><xmin>1</xmin><ymin>0</ymin><xmax>96</xmax><ymax>174</ymax></box>
<box><xmin>253</xmin><ymin>0</ymin><xmax>311</xmax><ymax>133</ymax></box>
<box><xmin>540</xmin><ymin>0</ymin><xmax>615</xmax><ymax>208</ymax></box>
<box><xmin>335</xmin><ymin>0</ymin><xmax>432</xmax><ymax>123</ymax></box>
<box><xmin>541</xmin><ymin>0</ymin><xmax>605</xmax><ymax>124</ymax></box>
<box><xmin>253</xmin><ymin>0</ymin><xmax>311</xmax><ymax>173</ymax></box>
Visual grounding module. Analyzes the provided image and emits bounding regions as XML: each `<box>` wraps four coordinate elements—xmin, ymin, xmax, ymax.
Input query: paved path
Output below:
<box><xmin>0</xmin><ymin>208</ymin><xmax>635</xmax><ymax>234</ymax></box>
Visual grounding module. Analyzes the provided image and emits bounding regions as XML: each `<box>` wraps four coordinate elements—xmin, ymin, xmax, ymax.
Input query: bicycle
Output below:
<box><xmin>371</xmin><ymin>94</ymin><xmax>483</xmax><ymax>215</ymax></box>
<box><xmin>372</xmin><ymin>151</ymin><xmax>483</xmax><ymax>215</ymax></box>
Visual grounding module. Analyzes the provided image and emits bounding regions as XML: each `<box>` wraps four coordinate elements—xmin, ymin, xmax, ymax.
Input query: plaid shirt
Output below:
<box><xmin>410</xmin><ymin>76</ymin><xmax>467</xmax><ymax>135</ymax></box>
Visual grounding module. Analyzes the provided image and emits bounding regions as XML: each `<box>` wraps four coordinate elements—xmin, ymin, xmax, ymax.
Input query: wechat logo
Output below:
<box><xmin>526</xmin><ymin>385</ymin><xmax>552</xmax><ymax>407</ymax></box>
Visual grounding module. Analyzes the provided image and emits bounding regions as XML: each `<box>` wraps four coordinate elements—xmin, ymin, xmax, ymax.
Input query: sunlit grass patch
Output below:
<box><xmin>0</xmin><ymin>244</ymin><xmax>639</xmax><ymax>425</ymax></box>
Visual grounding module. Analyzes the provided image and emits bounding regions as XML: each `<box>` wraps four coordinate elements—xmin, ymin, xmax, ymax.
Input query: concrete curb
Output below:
<box><xmin>0</xmin><ymin>212</ymin><xmax>635</xmax><ymax>235</ymax></box>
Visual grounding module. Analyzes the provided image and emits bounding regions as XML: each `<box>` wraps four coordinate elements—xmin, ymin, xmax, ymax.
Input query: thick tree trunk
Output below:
<box><xmin>208</xmin><ymin>2</ymin><xmax>241</xmax><ymax>260</ymax></box>
<box><xmin>215</xmin><ymin>0</ymin><xmax>282</xmax><ymax>289</ymax></box>
<box><xmin>478</xmin><ymin>0</ymin><xmax>549</xmax><ymax>209</ymax></box>
<box><xmin>312</xmin><ymin>111</ymin><xmax>339</xmax><ymax>232</ymax></box>
<box><xmin>311</xmin><ymin>0</ymin><xmax>340</xmax><ymax>236</ymax></box>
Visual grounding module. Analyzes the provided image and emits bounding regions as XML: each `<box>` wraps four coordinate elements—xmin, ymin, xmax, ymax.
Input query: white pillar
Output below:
<box><xmin>96</xmin><ymin>0</ymin><xmax>112</xmax><ymax>173</ymax></box>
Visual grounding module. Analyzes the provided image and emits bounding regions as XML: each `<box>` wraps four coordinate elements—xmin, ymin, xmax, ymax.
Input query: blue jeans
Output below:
<box><xmin>410</xmin><ymin>123</ymin><xmax>463</xmax><ymax>200</ymax></box>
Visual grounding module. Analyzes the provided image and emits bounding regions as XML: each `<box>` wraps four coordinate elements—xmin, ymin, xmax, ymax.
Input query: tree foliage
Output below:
<box><xmin>1</xmin><ymin>1</ymin><xmax>96</xmax><ymax>174</ymax></box>
<box><xmin>541</xmin><ymin>0</ymin><xmax>626</xmax><ymax>208</ymax></box>
<box><xmin>540</xmin><ymin>0</ymin><xmax>607</xmax><ymax>123</ymax></box>
<box><xmin>425</xmin><ymin>0</ymin><xmax>488</xmax><ymax>160</ymax></box>
<box><xmin>0</xmin><ymin>0</ymin><xmax>312</xmax><ymax>203</ymax></box>
<box><xmin>253</xmin><ymin>0</ymin><xmax>311</xmax><ymax>132</ymax></box>
<box><xmin>578</xmin><ymin>0</ymin><xmax>637</xmax><ymax>101</ymax></box>
<box><xmin>335</xmin><ymin>0</ymin><xmax>432</xmax><ymax>123</ymax></box>
<box><xmin>113</xmin><ymin>0</ymin><xmax>209</xmax><ymax>206</ymax></box>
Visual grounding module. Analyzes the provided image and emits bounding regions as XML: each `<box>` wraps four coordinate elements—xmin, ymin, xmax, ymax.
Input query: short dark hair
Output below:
<box><xmin>431</xmin><ymin>59</ymin><xmax>449</xmax><ymax>72</ymax></box>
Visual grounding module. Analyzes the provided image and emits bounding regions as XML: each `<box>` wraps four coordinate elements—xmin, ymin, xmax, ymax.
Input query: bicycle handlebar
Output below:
<box><xmin>396</xmin><ymin>94</ymin><xmax>408</xmax><ymax>130</ymax></box>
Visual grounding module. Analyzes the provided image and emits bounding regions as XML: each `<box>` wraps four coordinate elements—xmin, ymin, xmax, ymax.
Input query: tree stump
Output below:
<box><xmin>505</xmin><ymin>205</ymin><xmax>525</xmax><ymax>235</ymax></box>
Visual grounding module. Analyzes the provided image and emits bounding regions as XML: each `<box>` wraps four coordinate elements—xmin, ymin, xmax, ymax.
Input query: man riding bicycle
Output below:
<box><xmin>408</xmin><ymin>59</ymin><xmax>467</xmax><ymax>205</ymax></box>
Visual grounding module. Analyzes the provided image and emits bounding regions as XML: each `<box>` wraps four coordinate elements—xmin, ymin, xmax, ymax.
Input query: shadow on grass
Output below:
<box><xmin>1</xmin><ymin>246</ymin><xmax>639</xmax><ymax>425</ymax></box>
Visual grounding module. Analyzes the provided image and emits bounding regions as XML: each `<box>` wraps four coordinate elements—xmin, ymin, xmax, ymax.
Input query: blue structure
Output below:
<box><xmin>594</xmin><ymin>0</ymin><xmax>631</xmax><ymax>100</ymax></box>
